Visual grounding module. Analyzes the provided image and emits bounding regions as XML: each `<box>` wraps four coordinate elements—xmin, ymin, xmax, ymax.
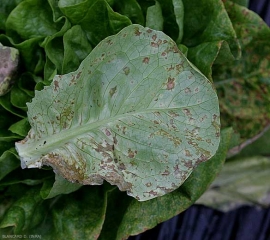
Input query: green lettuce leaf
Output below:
<box><xmin>0</xmin><ymin>149</ymin><xmax>20</xmax><ymax>181</ymax></box>
<box><xmin>111</xmin><ymin>0</ymin><xmax>145</xmax><ymax>25</ymax></box>
<box><xmin>0</xmin><ymin>187</ymin><xmax>45</xmax><ymax>234</ymax></box>
<box><xmin>21</xmin><ymin>186</ymin><xmax>107</xmax><ymax>239</ymax></box>
<box><xmin>15</xmin><ymin>24</ymin><xmax>220</xmax><ymax>201</ymax></box>
<box><xmin>40</xmin><ymin>174</ymin><xmax>82</xmax><ymax>199</ymax></box>
<box><xmin>5</xmin><ymin>0</ymin><xmax>64</xmax><ymax>41</ymax></box>
<box><xmin>182</xmin><ymin>0</ymin><xmax>241</xmax><ymax>80</ymax></box>
<box><xmin>0</xmin><ymin>0</ymin><xmax>24</xmax><ymax>31</ymax></box>
<box><xmin>58</xmin><ymin>0</ymin><xmax>132</xmax><ymax>46</ymax></box>
<box><xmin>62</xmin><ymin>25</ymin><xmax>93</xmax><ymax>73</ymax></box>
<box><xmin>9</xmin><ymin>118</ymin><xmax>30</xmax><ymax>137</ymax></box>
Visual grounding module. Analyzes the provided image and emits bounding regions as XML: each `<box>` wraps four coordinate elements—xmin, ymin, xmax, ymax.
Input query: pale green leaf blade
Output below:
<box><xmin>15</xmin><ymin>24</ymin><xmax>220</xmax><ymax>201</ymax></box>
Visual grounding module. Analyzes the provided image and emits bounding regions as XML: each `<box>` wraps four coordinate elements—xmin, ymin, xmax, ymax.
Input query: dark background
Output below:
<box><xmin>129</xmin><ymin>1</ymin><xmax>270</xmax><ymax>239</ymax></box>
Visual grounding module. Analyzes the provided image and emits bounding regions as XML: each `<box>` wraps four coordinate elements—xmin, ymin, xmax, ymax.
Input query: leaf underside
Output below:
<box><xmin>15</xmin><ymin>24</ymin><xmax>220</xmax><ymax>201</ymax></box>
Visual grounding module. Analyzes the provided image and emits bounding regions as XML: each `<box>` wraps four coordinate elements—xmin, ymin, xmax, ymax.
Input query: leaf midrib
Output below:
<box><xmin>17</xmin><ymin>105</ymin><xmax>203</xmax><ymax>160</ymax></box>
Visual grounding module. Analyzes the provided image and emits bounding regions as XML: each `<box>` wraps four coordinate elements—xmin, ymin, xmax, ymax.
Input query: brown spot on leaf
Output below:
<box><xmin>185</xmin><ymin>87</ymin><xmax>191</xmax><ymax>93</ymax></box>
<box><xmin>105</xmin><ymin>129</ymin><xmax>111</xmax><ymax>136</ymax></box>
<box><xmin>148</xmin><ymin>190</ymin><xmax>158</xmax><ymax>196</ymax></box>
<box><xmin>195</xmin><ymin>154</ymin><xmax>208</xmax><ymax>164</ymax></box>
<box><xmin>122</xmin><ymin>126</ymin><xmax>126</xmax><ymax>134</ymax></box>
<box><xmin>173</xmin><ymin>45</ymin><xmax>179</xmax><ymax>53</ymax></box>
<box><xmin>183</xmin><ymin>108</ymin><xmax>192</xmax><ymax>116</ymax></box>
<box><xmin>166</xmin><ymin>77</ymin><xmax>175</xmax><ymax>90</ymax></box>
<box><xmin>143</xmin><ymin>57</ymin><xmax>150</xmax><ymax>64</ymax></box>
<box><xmin>93</xmin><ymin>141</ymin><xmax>113</xmax><ymax>159</ymax></box>
<box><xmin>152</xmin><ymin>34</ymin><xmax>157</xmax><ymax>41</ymax></box>
<box><xmin>184</xmin><ymin>160</ymin><xmax>193</xmax><ymax>168</ymax></box>
<box><xmin>168</xmin><ymin>111</ymin><xmax>179</xmax><ymax>117</ymax></box>
<box><xmin>151</xmin><ymin>39</ymin><xmax>162</xmax><ymax>48</ymax></box>
<box><xmin>161</xmin><ymin>169</ymin><xmax>170</xmax><ymax>176</ymax></box>
<box><xmin>134</xmin><ymin>27</ymin><xmax>142</xmax><ymax>36</ymax></box>
<box><xmin>123</xmin><ymin>67</ymin><xmax>130</xmax><ymax>75</ymax></box>
<box><xmin>212</xmin><ymin>114</ymin><xmax>220</xmax><ymax>137</ymax></box>
<box><xmin>109</xmin><ymin>86</ymin><xmax>117</xmax><ymax>97</ymax></box>
<box><xmin>187</xmin><ymin>140</ymin><xmax>198</xmax><ymax>148</ymax></box>
<box><xmin>200</xmin><ymin>115</ymin><xmax>207</xmax><ymax>122</ymax></box>
<box><xmin>106</xmin><ymin>39</ymin><xmax>113</xmax><ymax>45</ymax></box>
<box><xmin>119</xmin><ymin>163</ymin><xmax>126</xmax><ymax>170</ymax></box>
<box><xmin>42</xmin><ymin>153</ymin><xmax>86</xmax><ymax>183</ymax></box>
<box><xmin>157</xmin><ymin>129</ymin><xmax>182</xmax><ymax>147</ymax></box>
<box><xmin>76</xmin><ymin>71</ymin><xmax>82</xmax><ymax>79</ymax></box>
<box><xmin>151</xmin><ymin>42</ymin><xmax>158</xmax><ymax>48</ymax></box>
<box><xmin>128</xmin><ymin>149</ymin><xmax>137</xmax><ymax>158</ymax></box>
<box><xmin>70</xmin><ymin>76</ymin><xmax>76</xmax><ymax>85</ymax></box>
<box><xmin>167</xmin><ymin>65</ymin><xmax>174</xmax><ymax>71</ymax></box>
<box><xmin>185</xmin><ymin>149</ymin><xmax>192</xmax><ymax>157</ymax></box>
<box><xmin>104</xmin><ymin>171</ymin><xmax>132</xmax><ymax>191</ymax></box>
<box><xmin>54</xmin><ymin>80</ymin><xmax>59</xmax><ymax>91</ymax></box>
<box><xmin>176</xmin><ymin>63</ymin><xmax>183</xmax><ymax>72</ymax></box>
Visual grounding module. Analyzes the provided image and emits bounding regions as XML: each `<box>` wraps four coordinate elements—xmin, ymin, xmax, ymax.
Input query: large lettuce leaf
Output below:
<box><xmin>15</xmin><ymin>24</ymin><xmax>220</xmax><ymax>201</ymax></box>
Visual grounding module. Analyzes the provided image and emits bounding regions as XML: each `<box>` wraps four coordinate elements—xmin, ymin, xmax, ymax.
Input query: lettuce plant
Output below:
<box><xmin>0</xmin><ymin>0</ymin><xmax>269</xmax><ymax>238</ymax></box>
